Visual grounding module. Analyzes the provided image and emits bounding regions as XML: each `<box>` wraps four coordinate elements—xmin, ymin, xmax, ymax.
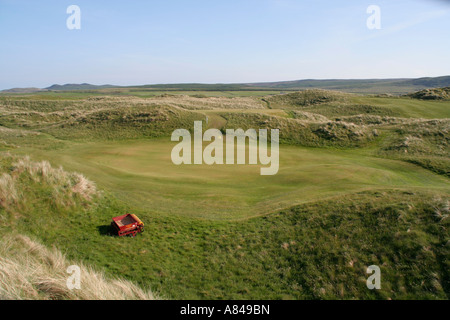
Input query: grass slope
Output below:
<box><xmin>7</xmin><ymin>186</ymin><xmax>449</xmax><ymax>299</ymax></box>
<box><xmin>0</xmin><ymin>88</ymin><xmax>449</xmax><ymax>300</ymax></box>
<box><xmin>0</xmin><ymin>155</ymin><xmax>158</xmax><ymax>300</ymax></box>
<box><xmin>0</xmin><ymin>234</ymin><xmax>158</xmax><ymax>300</ymax></box>
<box><xmin>18</xmin><ymin>139</ymin><xmax>449</xmax><ymax>220</ymax></box>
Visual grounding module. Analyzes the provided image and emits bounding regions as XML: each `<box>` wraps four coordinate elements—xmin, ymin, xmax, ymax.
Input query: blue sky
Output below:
<box><xmin>0</xmin><ymin>0</ymin><xmax>449</xmax><ymax>89</ymax></box>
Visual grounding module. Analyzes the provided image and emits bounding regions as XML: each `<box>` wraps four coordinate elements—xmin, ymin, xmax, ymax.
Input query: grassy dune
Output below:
<box><xmin>0</xmin><ymin>155</ymin><xmax>158</xmax><ymax>300</ymax></box>
<box><xmin>0</xmin><ymin>89</ymin><xmax>449</xmax><ymax>299</ymax></box>
<box><xmin>8</xmin><ymin>186</ymin><xmax>449</xmax><ymax>299</ymax></box>
<box><xmin>0</xmin><ymin>234</ymin><xmax>158</xmax><ymax>300</ymax></box>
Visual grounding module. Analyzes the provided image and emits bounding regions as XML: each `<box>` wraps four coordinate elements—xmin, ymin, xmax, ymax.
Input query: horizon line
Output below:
<box><xmin>3</xmin><ymin>75</ymin><xmax>450</xmax><ymax>91</ymax></box>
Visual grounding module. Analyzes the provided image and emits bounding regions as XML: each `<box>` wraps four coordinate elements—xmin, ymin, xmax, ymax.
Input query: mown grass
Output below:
<box><xmin>6</xmin><ymin>183</ymin><xmax>449</xmax><ymax>299</ymax></box>
<box><xmin>0</xmin><ymin>155</ymin><xmax>159</xmax><ymax>300</ymax></box>
<box><xmin>14</xmin><ymin>139</ymin><xmax>448</xmax><ymax>221</ymax></box>
<box><xmin>0</xmin><ymin>89</ymin><xmax>449</xmax><ymax>300</ymax></box>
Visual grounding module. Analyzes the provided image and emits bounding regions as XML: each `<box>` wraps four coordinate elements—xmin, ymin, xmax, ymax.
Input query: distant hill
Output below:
<box><xmin>401</xmin><ymin>76</ymin><xmax>450</xmax><ymax>88</ymax></box>
<box><xmin>243</xmin><ymin>76</ymin><xmax>450</xmax><ymax>93</ymax></box>
<box><xmin>130</xmin><ymin>83</ymin><xmax>245</xmax><ymax>91</ymax></box>
<box><xmin>45</xmin><ymin>83</ymin><xmax>116</xmax><ymax>91</ymax></box>
<box><xmin>1</xmin><ymin>87</ymin><xmax>47</xmax><ymax>93</ymax></box>
<box><xmin>244</xmin><ymin>78</ymin><xmax>405</xmax><ymax>89</ymax></box>
<box><xmin>2</xmin><ymin>76</ymin><xmax>450</xmax><ymax>94</ymax></box>
<box><xmin>122</xmin><ymin>76</ymin><xmax>450</xmax><ymax>94</ymax></box>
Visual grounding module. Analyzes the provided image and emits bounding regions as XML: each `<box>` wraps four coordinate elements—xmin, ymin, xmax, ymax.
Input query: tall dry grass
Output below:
<box><xmin>0</xmin><ymin>173</ymin><xmax>18</xmax><ymax>208</ymax></box>
<box><xmin>13</xmin><ymin>156</ymin><xmax>97</xmax><ymax>200</ymax></box>
<box><xmin>0</xmin><ymin>234</ymin><xmax>158</xmax><ymax>300</ymax></box>
<box><xmin>0</xmin><ymin>155</ymin><xmax>97</xmax><ymax>211</ymax></box>
<box><xmin>0</xmin><ymin>155</ymin><xmax>158</xmax><ymax>299</ymax></box>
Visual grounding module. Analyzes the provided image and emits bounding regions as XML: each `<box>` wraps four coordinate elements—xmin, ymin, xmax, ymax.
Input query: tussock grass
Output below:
<box><xmin>267</xmin><ymin>89</ymin><xmax>350</xmax><ymax>108</ymax></box>
<box><xmin>43</xmin><ymin>105</ymin><xmax>205</xmax><ymax>140</ymax></box>
<box><xmin>408</xmin><ymin>87</ymin><xmax>450</xmax><ymax>101</ymax></box>
<box><xmin>12</xmin><ymin>187</ymin><xmax>448</xmax><ymax>299</ymax></box>
<box><xmin>0</xmin><ymin>154</ymin><xmax>97</xmax><ymax>212</ymax></box>
<box><xmin>378</xmin><ymin>119</ymin><xmax>450</xmax><ymax>176</ymax></box>
<box><xmin>147</xmin><ymin>95</ymin><xmax>265</xmax><ymax>110</ymax></box>
<box><xmin>13</xmin><ymin>156</ymin><xmax>96</xmax><ymax>200</ymax></box>
<box><xmin>0</xmin><ymin>155</ymin><xmax>157</xmax><ymax>300</ymax></box>
<box><xmin>0</xmin><ymin>173</ymin><xmax>18</xmax><ymax>208</ymax></box>
<box><xmin>1</xmin><ymin>89</ymin><xmax>449</xmax><ymax>299</ymax></box>
<box><xmin>0</xmin><ymin>140</ymin><xmax>17</xmax><ymax>149</ymax></box>
<box><xmin>221</xmin><ymin>112</ymin><xmax>376</xmax><ymax>147</ymax></box>
<box><xmin>289</xmin><ymin>110</ymin><xmax>329</xmax><ymax>122</ymax></box>
<box><xmin>0</xmin><ymin>234</ymin><xmax>158</xmax><ymax>300</ymax></box>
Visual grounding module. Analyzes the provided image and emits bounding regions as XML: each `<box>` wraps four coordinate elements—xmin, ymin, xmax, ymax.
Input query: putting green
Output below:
<box><xmin>28</xmin><ymin>138</ymin><xmax>448</xmax><ymax>220</ymax></box>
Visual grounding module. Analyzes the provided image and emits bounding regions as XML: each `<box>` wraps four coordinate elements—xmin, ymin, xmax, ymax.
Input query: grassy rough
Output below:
<box><xmin>408</xmin><ymin>87</ymin><xmax>450</xmax><ymax>101</ymax></box>
<box><xmin>0</xmin><ymin>90</ymin><xmax>449</xmax><ymax>300</ymax></box>
<box><xmin>0</xmin><ymin>154</ymin><xmax>96</xmax><ymax>213</ymax></box>
<box><xmin>221</xmin><ymin>112</ymin><xmax>376</xmax><ymax>147</ymax></box>
<box><xmin>0</xmin><ymin>234</ymin><xmax>158</xmax><ymax>300</ymax></box>
<box><xmin>7</xmin><ymin>187</ymin><xmax>449</xmax><ymax>299</ymax></box>
<box><xmin>266</xmin><ymin>89</ymin><xmax>350</xmax><ymax>108</ymax></box>
<box><xmin>378</xmin><ymin>119</ymin><xmax>450</xmax><ymax>176</ymax></box>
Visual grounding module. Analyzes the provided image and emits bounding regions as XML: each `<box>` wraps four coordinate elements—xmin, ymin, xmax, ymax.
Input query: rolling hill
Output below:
<box><xmin>3</xmin><ymin>76</ymin><xmax>450</xmax><ymax>95</ymax></box>
<box><xmin>0</xmin><ymin>87</ymin><xmax>448</xmax><ymax>299</ymax></box>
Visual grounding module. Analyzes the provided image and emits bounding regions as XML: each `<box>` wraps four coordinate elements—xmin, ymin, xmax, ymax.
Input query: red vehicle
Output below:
<box><xmin>111</xmin><ymin>214</ymin><xmax>144</xmax><ymax>237</ymax></box>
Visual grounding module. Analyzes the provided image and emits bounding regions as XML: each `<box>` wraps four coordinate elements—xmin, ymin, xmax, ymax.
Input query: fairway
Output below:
<box><xmin>33</xmin><ymin>138</ymin><xmax>449</xmax><ymax>220</ymax></box>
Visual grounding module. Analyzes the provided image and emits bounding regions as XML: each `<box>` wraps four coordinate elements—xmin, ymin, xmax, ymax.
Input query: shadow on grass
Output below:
<box><xmin>97</xmin><ymin>225</ymin><xmax>113</xmax><ymax>236</ymax></box>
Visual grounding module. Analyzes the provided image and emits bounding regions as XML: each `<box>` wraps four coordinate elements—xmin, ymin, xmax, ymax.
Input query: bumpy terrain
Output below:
<box><xmin>0</xmin><ymin>89</ymin><xmax>448</xmax><ymax>299</ymax></box>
